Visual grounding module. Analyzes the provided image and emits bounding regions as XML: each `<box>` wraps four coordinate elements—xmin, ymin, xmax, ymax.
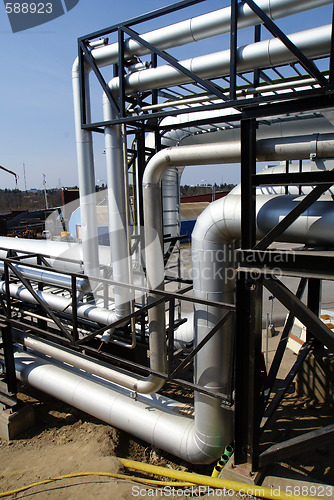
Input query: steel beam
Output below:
<box><xmin>259</xmin><ymin>424</ymin><xmax>334</xmax><ymax>466</ymax></box>
<box><xmin>118</xmin><ymin>29</ymin><xmax>126</xmax><ymax>118</ymax></box>
<box><xmin>170</xmin><ymin>310</ymin><xmax>233</xmax><ymax>379</ymax></box>
<box><xmin>253</xmin><ymin>170</ymin><xmax>334</xmax><ymax>187</ymax></box>
<box><xmin>235</xmin><ymin>272</ymin><xmax>263</xmax><ymax>468</ymax></box>
<box><xmin>0</xmin><ymin>323</ymin><xmax>17</xmax><ymax>396</ymax></box>
<box><xmin>261</xmin><ymin>341</ymin><xmax>312</xmax><ymax>432</ymax></box>
<box><xmin>244</xmin><ymin>0</ymin><xmax>328</xmax><ymax>86</ymax></box>
<box><xmin>230</xmin><ymin>0</ymin><xmax>238</xmax><ymax>101</ymax></box>
<box><xmin>79</xmin><ymin>0</ymin><xmax>206</xmax><ymax>42</ymax></box>
<box><xmin>237</xmin><ymin>249</ymin><xmax>334</xmax><ymax>280</ymax></box>
<box><xmin>6</xmin><ymin>262</ymin><xmax>73</xmax><ymax>343</ymax></box>
<box><xmin>79</xmin><ymin>40</ymin><xmax>120</xmax><ymax>119</ymax></box>
<box><xmin>263</xmin><ymin>277</ymin><xmax>334</xmax><ymax>353</ymax></box>
<box><xmin>122</xmin><ymin>26</ymin><xmax>229</xmax><ymax>102</ymax></box>
<box><xmin>262</xmin><ymin>278</ymin><xmax>307</xmax><ymax>408</ymax></box>
<box><xmin>307</xmin><ymin>278</ymin><xmax>322</xmax><ymax>343</ymax></box>
<box><xmin>241</xmin><ymin>117</ymin><xmax>257</xmax><ymax>249</ymax></box>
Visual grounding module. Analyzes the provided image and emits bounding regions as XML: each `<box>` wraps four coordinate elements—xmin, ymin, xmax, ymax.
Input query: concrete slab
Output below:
<box><xmin>261</xmin><ymin>464</ymin><xmax>333</xmax><ymax>499</ymax></box>
<box><xmin>0</xmin><ymin>404</ymin><xmax>35</xmax><ymax>440</ymax></box>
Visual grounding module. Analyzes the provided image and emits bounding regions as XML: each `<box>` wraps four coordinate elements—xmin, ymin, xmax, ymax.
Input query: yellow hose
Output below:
<box><xmin>120</xmin><ymin>458</ymin><xmax>324</xmax><ymax>500</ymax></box>
<box><xmin>0</xmin><ymin>471</ymin><xmax>193</xmax><ymax>498</ymax></box>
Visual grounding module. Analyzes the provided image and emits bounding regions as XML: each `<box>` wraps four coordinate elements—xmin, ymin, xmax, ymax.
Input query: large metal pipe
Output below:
<box><xmin>16</xmin><ymin>335</ymin><xmax>164</xmax><ymax>394</ymax></box>
<box><xmin>91</xmin><ymin>0</ymin><xmax>331</xmax><ymax>68</ymax></box>
<box><xmin>142</xmin><ymin>133</ymin><xmax>334</xmax><ymax>462</ymax></box>
<box><xmin>109</xmin><ymin>24</ymin><xmax>331</xmax><ymax>96</ymax></box>
<box><xmin>0</xmin><ymin>236</ymin><xmax>85</xmax><ymax>273</ymax></box>
<box><xmin>73</xmin><ymin>0</ymin><xmax>330</xmax><ymax>276</ymax></box>
<box><xmin>102</xmin><ymin>95</ymin><xmax>131</xmax><ymax>320</ymax></box>
<box><xmin>0</xmin><ymin>262</ymin><xmax>89</xmax><ymax>292</ymax></box>
<box><xmin>72</xmin><ymin>64</ymin><xmax>99</xmax><ymax>277</ymax></box>
<box><xmin>0</xmin><ymin>281</ymin><xmax>118</xmax><ymax>325</ymax></box>
<box><xmin>14</xmin><ymin>350</ymin><xmax>221</xmax><ymax>463</ymax></box>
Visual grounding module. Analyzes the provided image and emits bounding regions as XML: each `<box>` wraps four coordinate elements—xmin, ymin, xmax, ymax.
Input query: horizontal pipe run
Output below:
<box><xmin>0</xmin><ymin>236</ymin><xmax>85</xmax><ymax>274</ymax></box>
<box><xmin>0</xmin><ymin>281</ymin><xmax>119</xmax><ymax>326</ymax></box>
<box><xmin>109</xmin><ymin>24</ymin><xmax>331</xmax><ymax>96</ymax></box>
<box><xmin>138</xmin><ymin>75</ymin><xmax>328</xmax><ymax>112</ymax></box>
<box><xmin>17</xmin><ymin>334</ymin><xmax>164</xmax><ymax>395</ymax></box>
<box><xmin>2</xmin><ymin>277</ymin><xmax>164</xmax><ymax>393</ymax></box>
<box><xmin>144</xmin><ymin>134</ymin><xmax>334</xmax><ymax>184</ymax></box>
<box><xmin>0</xmin><ymin>262</ymin><xmax>89</xmax><ymax>293</ymax></box>
<box><xmin>13</xmin><ymin>351</ymin><xmax>213</xmax><ymax>463</ymax></box>
<box><xmin>90</xmin><ymin>0</ymin><xmax>331</xmax><ymax>69</ymax></box>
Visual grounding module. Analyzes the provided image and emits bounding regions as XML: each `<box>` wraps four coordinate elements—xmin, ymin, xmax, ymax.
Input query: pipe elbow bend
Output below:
<box><xmin>192</xmin><ymin>196</ymin><xmax>236</xmax><ymax>244</ymax></box>
<box><xmin>183</xmin><ymin>427</ymin><xmax>229</xmax><ymax>464</ymax></box>
<box><xmin>134</xmin><ymin>375</ymin><xmax>165</xmax><ymax>394</ymax></box>
<box><xmin>143</xmin><ymin>149</ymin><xmax>173</xmax><ymax>187</ymax></box>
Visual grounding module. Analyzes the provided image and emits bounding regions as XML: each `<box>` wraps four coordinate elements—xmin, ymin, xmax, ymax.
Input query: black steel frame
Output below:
<box><xmin>0</xmin><ymin>250</ymin><xmax>235</xmax><ymax>408</ymax></box>
<box><xmin>53</xmin><ymin>0</ymin><xmax>334</xmax><ymax>470</ymax></box>
<box><xmin>1</xmin><ymin>0</ymin><xmax>334</xmax><ymax>469</ymax></box>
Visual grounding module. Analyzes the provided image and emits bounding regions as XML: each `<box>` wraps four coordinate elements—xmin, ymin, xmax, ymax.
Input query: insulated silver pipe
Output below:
<box><xmin>73</xmin><ymin>0</ymin><xmax>330</xmax><ymax>277</ymax></box>
<box><xmin>103</xmin><ymin>94</ymin><xmax>131</xmax><ymax>320</ymax></box>
<box><xmin>109</xmin><ymin>24</ymin><xmax>331</xmax><ymax>96</ymax></box>
<box><xmin>17</xmin><ymin>335</ymin><xmax>164</xmax><ymax>394</ymax></box>
<box><xmin>0</xmin><ymin>236</ymin><xmax>112</xmax><ymax>275</ymax></box>
<box><xmin>91</xmin><ymin>0</ymin><xmax>331</xmax><ymax>68</ymax></box>
<box><xmin>142</xmin><ymin>134</ymin><xmax>334</xmax><ymax>462</ymax></box>
<box><xmin>72</xmin><ymin>62</ymin><xmax>99</xmax><ymax>278</ymax></box>
<box><xmin>14</xmin><ymin>351</ymin><xmax>223</xmax><ymax>463</ymax></box>
<box><xmin>0</xmin><ymin>262</ymin><xmax>89</xmax><ymax>292</ymax></box>
<box><xmin>0</xmin><ymin>236</ymin><xmax>85</xmax><ymax>274</ymax></box>
<box><xmin>0</xmin><ymin>281</ymin><xmax>119</xmax><ymax>325</ymax></box>
<box><xmin>162</xmin><ymin>167</ymin><xmax>180</xmax><ymax>254</ymax></box>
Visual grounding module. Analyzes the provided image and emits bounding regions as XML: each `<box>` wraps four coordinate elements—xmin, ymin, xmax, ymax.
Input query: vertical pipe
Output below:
<box><xmin>103</xmin><ymin>95</ymin><xmax>131</xmax><ymax>319</ymax></box>
<box><xmin>72</xmin><ymin>61</ymin><xmax>99</xmax><ymax>278</ymax></box>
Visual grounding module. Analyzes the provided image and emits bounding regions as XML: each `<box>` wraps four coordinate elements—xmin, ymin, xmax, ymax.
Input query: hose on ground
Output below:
<box><xmin>0</xmin><ymin>471</ymin><xmax>193</xmax><ymax>498</ymax></box>
<box><xmin>120</xmin><ymin>458</ymin><xmax>324</xmax><ymax>500</ymax></box>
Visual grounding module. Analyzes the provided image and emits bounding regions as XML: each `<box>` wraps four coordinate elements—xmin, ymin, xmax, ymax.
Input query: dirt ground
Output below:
<box><xmin>1</xmin><ymin>384</ymin><xmax>195</xmax><ymax>499</ymax></box>
<box><xmin>0</xmin><ymin>377</ymin><xmax>334</xmax><ymax>499</ymax></box>
<box><xmin>1</xmin><ymin>323</ymin><xmax>334</xmax><ymax>499</ymax></box>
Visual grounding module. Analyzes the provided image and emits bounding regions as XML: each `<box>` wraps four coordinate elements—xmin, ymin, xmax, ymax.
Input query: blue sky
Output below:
<box><xmin>0</xmin><ymin>0</ymin><xmax>331</xmax><ymax>190</ymax></box>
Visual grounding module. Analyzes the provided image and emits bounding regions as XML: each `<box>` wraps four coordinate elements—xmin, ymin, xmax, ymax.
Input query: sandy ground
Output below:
<box><xmin>1</xmin><ymin>364</ymin><xmax>333</xmax><ymax>500</ymax></box>
<box><xmin>0</xmin><ymin>386</ymin><xmax>196</xmax><ymax>499</ymax></box>
<box><xmin>1</xmin><ymin>244</ymin><xmax>333</xmax><ymax>498</ymax></box>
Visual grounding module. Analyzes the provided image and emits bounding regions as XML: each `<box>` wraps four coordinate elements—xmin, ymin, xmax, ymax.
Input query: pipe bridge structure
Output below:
<box><xmin>1</xmin><ymin>0</ymin><xmax>334</xmax><ymax>473</ymax></box>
